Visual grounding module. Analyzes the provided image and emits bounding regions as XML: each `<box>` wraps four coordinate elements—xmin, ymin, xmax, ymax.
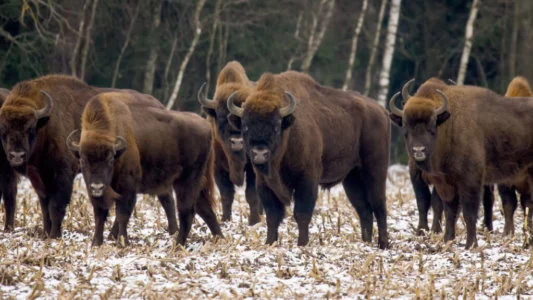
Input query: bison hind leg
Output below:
<box><xmin>498</xmin><ymin>184</ymin><xmax>518</xmax><ymax>236</ymax></box>
<box><xmin>342</xmin><ymin>169</ymin><xmax>373</xmax><ymax>244</ymax></box>
<box><xmin>214</xmin><ymin>167</ymin><xmax>235</xmax><ymax>222</ymax></box>
<box><xmin>157</xmin><ymin>193</ymin><xmax>178</xmax><ymax>235</ymax></box>
<box><xmin>482</xmin><ymin>185</ymin><xmax>494</xmax><ymax>232</ymax></box>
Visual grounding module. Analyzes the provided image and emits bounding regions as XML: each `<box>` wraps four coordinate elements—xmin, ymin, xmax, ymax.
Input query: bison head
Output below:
<box><xmin>0</xmin><ymin>90</ymin><xmax>53</xmax><ymax>171</ymax></box>
<box><xmin>67</xmin><ymin>130</ymin><xmax>126</xmax><ymax>198</ymax></box>
<box><xmin>227</xmin><ymin>90</ymin><xmax>296</xmax><ymax>175</ymax></box>
<box><xmin>389</xmin><ymin>79</ymin><xmax>450</xmax><ymax>170</ymax></box>
<box><xmin>198</xmin><ymin>83</ymin><xmax>248</xmax><ymax>163</ymax></box>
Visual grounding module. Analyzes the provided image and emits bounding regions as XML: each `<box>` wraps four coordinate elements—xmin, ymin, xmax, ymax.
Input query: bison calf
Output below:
<box><xmin>67</xmin><ymin>92</ymin><xmax>222</xmax><ymax>246</ymax></box>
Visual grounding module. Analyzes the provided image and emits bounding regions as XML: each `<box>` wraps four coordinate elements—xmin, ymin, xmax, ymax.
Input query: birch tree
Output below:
<box><xmin>364</xmin><ymin>0</ymin><xmax>387</xmax><ymax>96</ymax></box>
<box><xmin>377</xmin><ymin>0</ymin><xmax>402</xmax><ymax>106</ymax></box>
<box><xmin>342</xmin><ymin>0</ymin><xmax>368</xmax><ymax>91</ymax></box>
<box><xmin>143</xmin><ymin>0</ymin><xmax>163</xmax><ymax>94</ymax></box>
<box><xmin>166</xmin><ymin>0</ymin><xmax>207</xmax><ymax>110</ymax></box>
<box><xmin>205</xmin><ymin>0</ymin><xmax>223</xmax><ymax>93</ymax></box>
<box><xmin>300</xmin><ymin>0</ymin><xmax>335</xmax><ymax>73</ymax></box>
<box><xmin>79</xmin><ymin>0</ymin><xmax>99</xmax><ymax>80</ymax></box>
<box><xmin>456</xmin><ymin>0</ymin><xmax>481</xmax><ymax>85</ymax></box>
<box><xmin>70</xmin><ymin>0</ymin><xmax>90</xmax><ymax>77</ymax></box>
<box><xmin>111</xmin><ymin>2</ymin><xmax>140</xmax><ymax>88</ymax></box>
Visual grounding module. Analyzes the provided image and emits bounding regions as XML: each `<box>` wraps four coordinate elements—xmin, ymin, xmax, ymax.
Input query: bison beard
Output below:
<box><xmin>197</xmin><ymin>61</ymin><xmax>262</xmax><ymax>225</ymax></box>
<box><xmin>67</xmin><ymin>92</ymin><xmax>222</xmax><ymax>246</ymax></box>
<box><xmin>0</xmin><ymin>88</ymin><xmax>18</xmax><ymax>231</ymax></box>
<box><xmin>228</xmin><ymin>71</ymin><xmax>390</xmax><ymax>249</ymax></box>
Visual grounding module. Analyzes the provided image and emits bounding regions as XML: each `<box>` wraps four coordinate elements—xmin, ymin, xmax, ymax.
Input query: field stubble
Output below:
<box><xmin>0</xmin><ymin>165</ymin><xmax>531</xmax><ymax>298</ymax></box>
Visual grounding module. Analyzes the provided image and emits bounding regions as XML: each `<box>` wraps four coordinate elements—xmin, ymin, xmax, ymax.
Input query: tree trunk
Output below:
<box><xmin>287</xmin><ymin>12</ymin><xmax>303</xmax><ymax>71</ymax></box>
<box><xmin>70</xmin><ymin>0</ymin><xmax>90</xmax><ymax>77</ymax></box>
<box><xmin>166</xmin><ymin>0</ymin><xmax>207</xmax><ymax>110</ymax></box>
<box><xmin>456</xmin><ymin>0</ymin><xmax>481</xmax><ymax>86</ymax></box>
<box><xmin>377</xmin><ymin>0</ymin><xmax>402</xmax><ymax>106</ymax></box>
<box><xmin>163</xmin><ymin>35</ymin><xmax>179</xmax><ymax>101</ymax></box>
<box><xmin>143</xmin><ymin>0</ymin><xmax>163</xmax><ymax>95</ymax></box>
<box><xmin>508</xmin><ymin>0</ymin><xmax>519</xmax><ymax>79</ymax></box>
<box><xmin>342</xmin><ymin>0</ymin><xmax>368</xmax><ymax>91</ymax></box>
<box><xmin>300</xmin><ymin>0</ymin><xmax>335</xmax><ymax>73</ymax></box>
<box><xmin>206</xmin><ymin>0</ymin><xmax>222</xmax><ymax>93</ymax></box>
<box><xmin>79</xmin><ymin>0</ymin><xmax>99</xmax><ymax>81</ymax></box>
<box><xmin>364</xmin><ymin>0</ymin><xmax>387</xmax><ymax>96</ymax></box>
<box><xmin>111</xmin><ymin>3</ymin><xmax>140</xmax><ymax>88</ymax></box>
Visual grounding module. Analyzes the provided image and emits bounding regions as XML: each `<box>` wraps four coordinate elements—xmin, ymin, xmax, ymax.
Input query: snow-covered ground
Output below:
<box><xmin>0</xmin><ymin>165</ymin><xmax>531</xmax><ymax>298</ymax></box>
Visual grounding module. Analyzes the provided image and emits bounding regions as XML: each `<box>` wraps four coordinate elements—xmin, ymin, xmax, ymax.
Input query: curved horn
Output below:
<box><xmin>401</xmin><ymin>78</ymin><xmax>415</xmax><ymax>103</ymax></box>
<box><xmin>66</xmin><ymin>129</ymin><xmax>81</xmax><ymax>153</ymax></box>
<box><xmin>35</xmin><ymin>90</ymin><xmax>53</xmax><ymax>118</ymax></box>
<box><xmin>280</xmin><ymin>92</ymin><xmax>297</xmax><ymax>117</ymax></box>
<box><xmin>388</xmin><ymin>92</ymin><xmax>403</xmax><ymax>117</ymax></box>
<box><xmin>197</xmin><ymin>82</ymin><xmax>217</xmax><ymax>109</ymax></box>
<box><xmin>434</xmin><ymin>89</ymin><xmax>449</xmax><ymax>116</ymax></box>
<box><xmin>226</xmin><ymin>91</ymin><xmax>243</xmax><ymax>117</ymax></box>
<box><xmin>114</xmin><ymin>136</ymin><xmax>127</xmax><ymax>152</ymax></box>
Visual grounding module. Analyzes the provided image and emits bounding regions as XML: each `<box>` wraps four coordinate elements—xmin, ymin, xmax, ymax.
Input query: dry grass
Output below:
<box><xmin>0</xmin><ymin>165</ymin><xmax>532</xmax><ymax>298</ymax></box>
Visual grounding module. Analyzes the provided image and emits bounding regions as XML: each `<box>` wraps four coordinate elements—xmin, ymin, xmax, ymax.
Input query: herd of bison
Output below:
<box><xmin>0</xmin><ymin>60</ymin><xmax>532</xmax><ymax>252</ymax></box>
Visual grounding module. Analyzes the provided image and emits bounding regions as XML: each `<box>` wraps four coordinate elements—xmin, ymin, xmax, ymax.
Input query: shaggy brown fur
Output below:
<box><xmin>0</xmin><ymin>74</ymin><xmax>101</xmax><ymax>238</ymax></box>
<box><xmin>497</xmin><ymin>76</ymin><xmax>533</xmax><ymax>236</ymax></box>
<box><xmin>199</xmin><ymin>61</ymin><xmax>262</xmax><ymax>225</ymax></box>
<box><xmin>69</xmin><ymin>92</ymin><xmax>222</xmax><ymax>246</ymax></box>
<box><xmin>0</xmin><ymin>88</ymin><xmax>18</xmax><ymax>231</ymax></box>
<box><xmin>232</xmin><ymin>71</ymin><xmax>390</xmax><ymax>249</ymax></box>
<box><xmin>391</xmin><ymin>78</ymin><xmax>533</xmax><ymax>248</ymax></box>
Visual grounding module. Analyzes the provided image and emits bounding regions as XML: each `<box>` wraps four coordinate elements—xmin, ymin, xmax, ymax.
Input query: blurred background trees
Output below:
<box><xmin>1</xmin><ymin>0</ymin><xmax>532</xmax><ymax>163</ymax></box>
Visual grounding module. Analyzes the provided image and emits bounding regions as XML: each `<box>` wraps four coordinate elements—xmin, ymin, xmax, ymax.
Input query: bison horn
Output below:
<box><xmin>280</xmin><ymin>92</ymin><xmax>297</xmax><ymax>117</ymax></box>
<box><xmin>197</xmin><ymin>82</ymin><xmax>217</xmax><ymax>109</ymax></box>
<box><xmin>35</xmin><ymin>90</ymin><xmax>53</xmax><ymax>118</ymax></box>
<box><xmin>227</xmin><ymin>91</ymin><xmax>244</xmax><ymax>117</ymax></box>
<box><xmin>114</xmin><ymin>136</ymin><xmax>127</xmax><ymax>153</ymax></box>
<box><xmin>66</xmin><ymin>129</ymin><xmax>81</xmax><ymax>153</ymax></box>
<box><xmin>388</xmin><ymin>91</ymin><xmax>403</xmax><ymax>117</ymax></box>
<box><xmin>434</xmin><ymin>89</ymin><xmax>449</xmax><ymax>116</ymax></box>
<box><xmin>401</xmin><ymin>78</ymin><xmax>415</xmax><ymax>103</ymax></box>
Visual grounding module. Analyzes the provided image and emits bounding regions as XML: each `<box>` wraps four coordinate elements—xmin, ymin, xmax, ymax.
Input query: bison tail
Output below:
<box><xmin>505</xmin><ymin>76</ymin><xmax>533</xmax><ymax>97</ymax></box>
<box><xmin>200</xmin><ymin>141</ymin><xmax>217</xmax><ymax>211</ymax></box>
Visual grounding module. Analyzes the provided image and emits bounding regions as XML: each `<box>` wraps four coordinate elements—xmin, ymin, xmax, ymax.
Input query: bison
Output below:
<box><xmin>227</xmin><ymin>71</ymin><xmax>390</xmax><ymax>249</ymax></box>
<box><xmin>67</xmin><ymin>92</ymin><xmax>222</xmax><ymax>246</ymax></box>
<box><xmin>197</xmin><ymin>61</ymin><xmax>262</xmax><ymax>225</ymax></box>
<box><xmin>389</xmin><ymin>78</ymin><xmax>533</xmax><ymax>248</ymax></box>
<box><xmin>404</xmin><ymin>79</ymin><xmax>494</xmax><ymax>236</ymax></box>
<box><xmin>0</xmin><ymin>88</ymin><xmax>17</xmax><ymax>231</ymax></box>
<box><xmin>497</xmin><ymin>76</ymin><xmax>533</xmax><ymax>236</ymax></box>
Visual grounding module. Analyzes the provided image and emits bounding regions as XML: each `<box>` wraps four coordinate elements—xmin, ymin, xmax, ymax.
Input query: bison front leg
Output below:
<box><xmin>114</xmin><ymin>190</ymin><xmax>136</xmax><ymax>247</ymax></box>
<box><xmin>430</xmin><ymin>188</ymin><xmax>443</xmax><ymax>233</ymax></box>
<box><xmin>92</xmin><ymin>206</ymin><xmax>108</xmax><ymax>246</ymax></box>
<box><xmin>47</xmin><ymin>175</ymin><xmax>74</xmax><ymax>239</ymax></box>
<box><xmin>459</xmin><ymin>185</ymin><xmax>482</xmax><ymax>249</ymax></box>
<box><xmin>157</xmin><ymin>193</ymin><xmax>178</xmax><ymax>235</ymax></box>
<box><xmin>409</xmin><ymin>163</ymin><xmax>432</xmax><ymax>235</ymax></box>
<box><xmin>245</xmin><ymin>163</ymin><xmax>262</xmax><ymax>226</ymax></box>
<box><xmin>214</xmin><ymin>166</ymin><xmax>235</xmax><ymax>222</ymax></box>
<box><xmin>443</xmin><ymin>196</ymin><xmax>459</xmax><ymax>243</ymax></box>
<box><xmin>1</xmin><ymin>173</ymin><xmax>17</xmax><ymax>231</ymax></box>
<box><xmin>293</xmin><ymin>178</ymin><xmax>318</xmax><ymax>246</ymax></box>
<box><xmin>257</xmin><ymin>183</ymin><xmax>285</xmax><ymax>245</ymax></box>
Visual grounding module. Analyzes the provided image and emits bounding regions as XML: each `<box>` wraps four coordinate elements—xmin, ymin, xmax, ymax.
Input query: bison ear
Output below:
<box><xmin>436</xmin><ymin>111</ymin><xmax>450</xmax><ymax>126</ymax></box>
<box><xmin>389</xmin><ymin>113</ymin><xmax>403</xmax><ymax>127</ymax></box>
<box><xmin>228</xmin><ymin>114</ymin><xmax>241</xmax><ymax>131</ymax></box>
<box><xmin>281</xmin><ymin>115</ymin><xmax>295</xmax><ymax>130</ymax></box>
<box><xmin>202</xmin><ymin>107</ymin><xmax>216</xmax><ymax>118</ymax></box>
<box><xmin>36</xmin><ymin>116</ymin><xmax>50</xmax><ymax>130</ymax></box>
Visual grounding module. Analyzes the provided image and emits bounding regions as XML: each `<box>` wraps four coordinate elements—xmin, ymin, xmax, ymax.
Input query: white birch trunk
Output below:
<box><xmin>79</xmin><ymin>0</ymin><xmax>99</xmax><ymax>81</ymax></box>
<box><xmin>206</xmin><ymin>0</ymin><xmax>222</xmax><ymax>92</ymax></box>
<box><xmin>166</xmin><ymin>0</ymin><xmax>207</xmax><ymax>110</ymax></box>
<box><xmin>364</xmin><ymin>0</ymin><xmax>387</xmax><ymax>96</ymax></box>
<box><xmin>456</xmin><ymin>0</ymin><xmax>481</xmax><ymax>85</ymax></box>
<box><xmin>377</xmin><ymin>0</ymin><xmax>402</xmax><ymax>106</ymax></box>
<box><xmin>286</xmin><ymin>12</ymin><xmax>303</xmax><ymax>71</ymax></box>
<box><xmin>143</xmin><ymin>1</ymin><xmax>163</xmax><ymax>94</ymax></box>
<box><xmin>70</xmin><ymin>0</ymin><xmax>90</xmax><ymax>77</ymax></box>
<box><xmin>300</xmin><ymin>0</ymin><xmax>335</xmax><ymax>73</ymax></box>
<box><xmin>342</xmin><ymin>0</ymin><xmax>368</xmax><ymax>91</ymax></box>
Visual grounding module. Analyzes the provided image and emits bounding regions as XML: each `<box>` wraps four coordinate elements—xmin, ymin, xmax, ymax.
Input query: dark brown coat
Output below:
<box><xmin>228</xmin><ymin>71</ymin><xmax>390</xmax><ymax>249</ymax></box>
<box><xmin>0</xmin><ymin>75</ymin><xmax>100</xmax><ymax>238</ymax></box>
<box><xmin>0</xmin><ymin>88</ymin><xmax>17</xmax><ymax>231</ymax></box>
<box><xmin>197</xmin><ymin>61</ymin><xmax>262</xmax><ymax>225</ymax></box>
<box><xmin>390</xmin><ymin>78</ymin><xmax>533</xmax><ymax>248</ymax></box>
<box><xmin>67</xmin><ymin>92</ymin><xmax>222</xmax><ymax>246</ymax></box>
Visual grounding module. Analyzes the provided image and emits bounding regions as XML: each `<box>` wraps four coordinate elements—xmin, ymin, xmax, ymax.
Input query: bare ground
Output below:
<box><xmin>0</xmin><ymin>165</ymin><xmax>531</xmax><ymax>298</ymax></box>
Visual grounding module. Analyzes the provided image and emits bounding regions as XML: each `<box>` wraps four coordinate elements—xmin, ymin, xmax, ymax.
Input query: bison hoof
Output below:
<box><xmin>378</xmin><ymin>239</ymin><xmax>389</xmax><ymax>249</ymax></box>
<box><xmin>3</xmin><ymin>225</ymin><xmax>14</xmax><ymax>232</ymax></box>
<box><xmin>221</xmin><ymin>215</ymin><xmax>231</xmax><ymax>222</ymax></box>
<box><xmin>92</xmin><ymin>239</ymin><xmax>104</xmax><ymax>247</ymax></box>
<box><xmin>248</xmin><ymin>216</ymin><xmax>261</xmax><ymax>226</ymax></box>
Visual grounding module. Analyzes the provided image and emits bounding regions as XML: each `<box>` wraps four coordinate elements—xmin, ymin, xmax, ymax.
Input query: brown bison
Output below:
<box><xmin>0</xmin><ymin>88</ymin><xmax>18</xmax><ymax>231</ymax></box>
<box><xmin>227</xmin><ymin>71</ymin><xmax>390</xmax><ymax>249</ymax></box>
<box><xmin>197</xmin><ymin>61</ymin><xmax>262</xmax><ymax>225</ymax></box>
<box><xmin>497</xmin><ymin>76</ymin><xmax>533</xmax><ymax>236</ymax></box>
<box><xmin>67</xmin><ymin>92</ymin><xmax>222</xmax><ymax>246</ymax></box>
<box><xmin>0</xmin><ymin>75</ymin><xmax>102</xmax><ymax>238</ymax></box>
<box><xmin>390</xmin><ymin>78</ymin><xmax>533</xmax><ymax>248</ymax></box>
<box><xmin>404</xmin><ymin>79</ymin><xmax>494</xmax><ymax>236</ymax></box>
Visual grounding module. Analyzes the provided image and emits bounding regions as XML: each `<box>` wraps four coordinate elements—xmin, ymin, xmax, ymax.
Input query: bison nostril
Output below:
<box><xmin>412</xmin><ymin>146</ymin><xmax>425</xmax><ymax>152</ymax></box>
<box><xmin>90</xmin><ymin>183</ymin><xmax>105</xmax><ymax>190</ymax></box>
<box><xmin>9</xmin><ymin>151</ymin><xmax>25</xmax><ymax>160</ymax></box>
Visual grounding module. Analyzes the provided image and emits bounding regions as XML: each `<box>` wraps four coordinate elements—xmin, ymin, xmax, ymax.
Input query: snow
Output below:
<box><xmin>0</xmin><ymin>165</ymin><xmax>531</xmax><ymax>298</ymax></box>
